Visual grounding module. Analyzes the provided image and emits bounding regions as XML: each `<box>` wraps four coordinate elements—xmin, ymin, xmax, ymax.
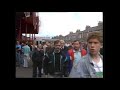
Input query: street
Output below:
<box><xmin>16</xmin><ymin>60</ymin><xmax>68</xmax><ymax>78</ymax></box>
<box><xmin>16</xmin><ymin>60</ymin><xmax>47</xmax><ymax>78</ymax></box>
<box><xmin>16</xmin><ymin>60</ymin><xmax>53</xmax><ymax>78</ymax></box>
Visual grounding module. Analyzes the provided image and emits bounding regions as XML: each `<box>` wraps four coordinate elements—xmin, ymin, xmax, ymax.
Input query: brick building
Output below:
<box><xmin>16</xmin><ymin>12</ymin><xmax>40</xmax><ymax>43</ymax></box>
<box><xmin>52</xmin><ymin>21</ymin><xmax>103</xmax><ymax>43</ymax></box>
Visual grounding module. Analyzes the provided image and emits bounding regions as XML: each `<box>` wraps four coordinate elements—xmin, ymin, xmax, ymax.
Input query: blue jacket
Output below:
<box><xmin>66</xmin><ymin>52</ymin><xmax>72</xmax><ymax>73</ymax></box>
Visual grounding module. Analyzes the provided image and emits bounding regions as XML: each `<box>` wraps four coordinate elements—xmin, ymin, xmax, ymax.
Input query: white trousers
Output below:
<box><xmin>23</xmin><ymin>54</ymin><xmax>30</xmax><ymax>67</ymax></box>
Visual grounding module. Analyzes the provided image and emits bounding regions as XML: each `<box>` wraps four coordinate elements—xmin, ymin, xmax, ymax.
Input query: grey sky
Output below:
<box><xmin>27</xmin><ymin>12</ymin><xmax>103</xmax><ymax>37</ymax></box>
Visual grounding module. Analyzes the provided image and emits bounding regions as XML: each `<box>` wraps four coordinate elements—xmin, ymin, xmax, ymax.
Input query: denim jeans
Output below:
<box><xmin>20</xmin><ymin>54</ymin><xmax>24</xmax><ymax>65</ymax></box>
<box><xmin>16</xmin><ymin>52</ymin><xmax>20</xmax><ymax>64</ymax></box>
<box><xmin>16</xmin><ymin>52</ymin><xmax>23</xmax><ymax>65</ymax></box>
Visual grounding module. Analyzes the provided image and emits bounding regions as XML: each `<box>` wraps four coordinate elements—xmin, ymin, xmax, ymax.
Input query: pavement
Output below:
<box><xmin>16</xmin><ymin>60</ymin><xmax>50</xmax><ymax>78</ymax></box>
<box><xmin>16</xmin><ymin>59</ymin><xmax>69</xmax><ymax>78</ymax></box>
<box><xmin>16</xmin><ymin>59</ymin><xmax>33</xmax><ymax>78</ymax></box>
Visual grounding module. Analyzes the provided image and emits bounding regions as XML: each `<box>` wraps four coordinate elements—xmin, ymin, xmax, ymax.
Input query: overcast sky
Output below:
<box><xmin>35</xmin><ymin>12</ymin><xmax>103</xmax><ymax>37</ymax></box>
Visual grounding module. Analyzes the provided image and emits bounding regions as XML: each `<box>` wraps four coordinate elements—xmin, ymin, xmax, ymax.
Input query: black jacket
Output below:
<box><xmin>61</xmin><ymin>46</ymin><xmax>68</xmax><ymax>55</ymax></box>
<box><xmin>44</xmin><ymin>50</ymin><xmax>68</xmax><ymax>75</ymax></box>
<box><xmin>32</xmin><ymin>49</ymin><xmax>44</xmax><ymax>63</ymax></box>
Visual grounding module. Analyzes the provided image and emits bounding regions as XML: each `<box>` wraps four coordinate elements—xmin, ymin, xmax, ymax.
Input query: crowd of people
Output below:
<box><xmin>16</xmin><ymin>32</ymin><xmax>103</xmax><ymax>78</ymax></box>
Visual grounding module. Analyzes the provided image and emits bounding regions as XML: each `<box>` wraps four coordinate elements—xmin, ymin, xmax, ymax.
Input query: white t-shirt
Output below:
<box><xmin>92</xmin><ymin>58</ymin><xmax>103</xmax><ymax>78</ymax></box>
<box><xmin>92</xmin><ymin>58</ymin><xmax>103</xmax><ymax>72</ymax></box>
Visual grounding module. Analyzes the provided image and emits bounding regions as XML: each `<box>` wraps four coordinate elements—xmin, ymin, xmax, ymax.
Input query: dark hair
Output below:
<box><xmin>73</xmin><ymin>40</ymin><xmax>81</xmax><ymax>44</ymax></box>
<box><xmin>42</xmin><ymin>42</ymin><xmax>46</xmax><ymax>45</ymax></box>
<box><xmin>54</xmin><ymin>40</ymin><xmax>60</xmax><ymax>45</ymax></box>
<box><xmin>26</xmin><ymin>42</ymin><xmax>28</xmax><ymax>45</ymax></box>
<box><xmin>87</xmin><ymin>32</ymin><xmax>102</xmax><ymax>43</ymax></box>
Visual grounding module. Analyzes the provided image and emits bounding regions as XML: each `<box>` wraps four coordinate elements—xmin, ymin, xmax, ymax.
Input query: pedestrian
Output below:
<box><xmin>43</xmin><ymin>42</ymin><xmax>47</xmax><ymax>55</ymax></box>
<box><xmin>16</xmin><ymin>41</ymin><xmax>22</xmax><ymax>66</ymax></box>
<box><xmin>32</xmin><ymin>45</ymin><xmax>44</xmax><ymax>78</ymax></box>
<box><xmin>60</xmin><ymin>40</ymin><xmax>68</xmax><ymax>54</ymax></box>
<box><xmin>60</xmin><ymin>40</ymin><xmax>69</xmax><ymax>77</ymax></box>
<box><xmin>69</xmin><ymin>32</ymin><xmax>103</xmax><ymax>78</ymax></box>
<box><xmin>68</xmin><ymin>42</ymin><xmax>73</xmax><ymax>50</ymax></box>
<box><xmin>22</xmin><ymin>42</ymin><xmax>30</xmax><ymax>68</ymax></box>
<box><xmin>44</xmin><ymin>40</ymin><xmax>68</xmax><ymax>78</ymax></box>
<box><xmin>67</xmin><ymin>40</ymin><xmax>87</xmax><ymax>74</ymax></box>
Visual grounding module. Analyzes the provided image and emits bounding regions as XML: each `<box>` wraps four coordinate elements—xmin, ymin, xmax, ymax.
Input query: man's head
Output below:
<box><xmin>73</xmin><ymin>40</ymin><xmax>81</xmax><ymax>51</ymax></box>
<box><xmin>21</xmin><ymin>42</ymin><xmax>25</xmax><ymax>46</ymax></box>
<box><xmin>25</xmin><ymin>41</ymin><xmax>28</xmax><ymax>45</ymax></box>
<box><xmin>42</xmin><ymin>42</ymin><xmax>46</xmax><ymax>45</ymax></box>
<box><xmin>46</xmin><ymin>42</ymin><xmax>51</xmax><ymax>47</ymax></box>
<box><xmin>54</xmin><ymin>40</ymin><xmax>61</xmax><ymax>52</ymax></box>
<box><xmin>87</xmin><ymin>32</ymin><xmax>102</xmax><ymax>55</ymax></box>
<box><xmin>60</xmin><ymin>40</ymin><xmax>65</xmax><ymax>48</ymax></box>
<box><xmin>16</xmin><ymin>41</ymin><xmax>20</xmax><ymax>45</ymax></box>
<box><xmin>37</xmin><ymin>44</ymin><xmax>42</xmax><ymax>51</ymax></box>
<box><xmin>30</xmin><ymin>42</ymin><xmax>32</xmax><ymax>45</ymax></box>
<box><xmin>38</xmin><ymin>44</ymin><xmax>42</xmax><ymax>49</ymax></box>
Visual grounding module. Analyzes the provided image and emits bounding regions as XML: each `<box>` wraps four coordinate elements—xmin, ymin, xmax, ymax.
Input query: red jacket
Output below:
<box><xmin>68</xmin><ymin>49</ymin><xmax>87</xmax><ymax>63</ymax></box>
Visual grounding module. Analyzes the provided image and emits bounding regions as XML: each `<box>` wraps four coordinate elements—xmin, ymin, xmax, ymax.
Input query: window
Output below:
<box><xmin>79</xmin><ymin>34</ymin><xmax>81</xmax><ymax>38</ymax></box>
<box><xmin>74</xmin><ymin>36</ymin><xmax>76</xmax><ymax>38</ymax></box>
<box><xmin>69</xmin><ymin>37</ymin><xmax>71</xmax><ymax>40</ymax></box>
